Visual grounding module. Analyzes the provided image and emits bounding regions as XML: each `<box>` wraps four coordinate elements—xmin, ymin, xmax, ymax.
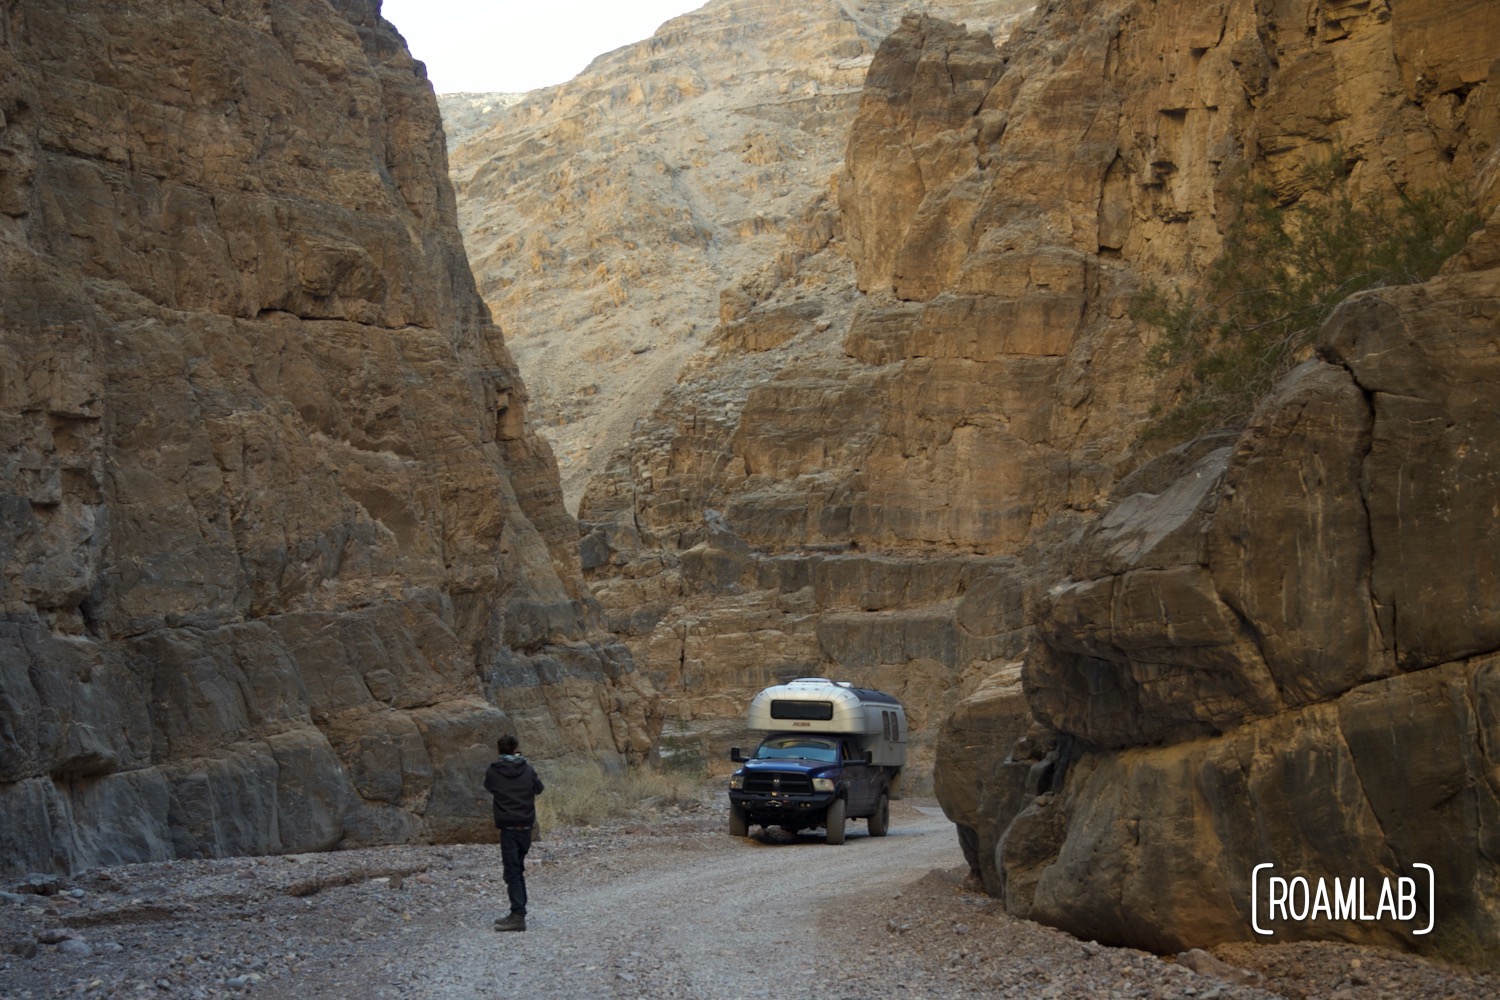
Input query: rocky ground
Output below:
<box><xmin>0</xmin><ymin>799</ymin><xmax>1493</xmax><ymax>999</ymax></box>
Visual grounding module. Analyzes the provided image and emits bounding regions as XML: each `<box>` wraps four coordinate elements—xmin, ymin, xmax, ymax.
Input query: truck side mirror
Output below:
<box><xmin>730</xmin><ymin>746</ymin><xmax>745</xmax><ymax>762</ymax></box>
<box><xmin>864</xmin><ymin>750</ymin><xmax>874</xmax><ymax>765</ymax></box>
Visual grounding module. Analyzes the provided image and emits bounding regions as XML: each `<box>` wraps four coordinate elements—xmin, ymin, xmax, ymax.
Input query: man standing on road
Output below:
<box><xmin>484</xmin><ymin>734</ymin><xmax>544</xmax><ymax>932</ymax></box>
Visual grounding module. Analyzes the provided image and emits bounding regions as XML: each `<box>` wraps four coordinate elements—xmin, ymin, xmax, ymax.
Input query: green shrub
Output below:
<box><xmin>1134</xmin><ymin>160</ymin><xmax>1479</xmax><ymax>441</ymax></box>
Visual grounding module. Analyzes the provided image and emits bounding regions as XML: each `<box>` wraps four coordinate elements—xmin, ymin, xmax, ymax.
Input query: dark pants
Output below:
<box><xmin>500</xmin><ymin>826</ymin><xmax>532</xmax><ymax>916</ymax></box>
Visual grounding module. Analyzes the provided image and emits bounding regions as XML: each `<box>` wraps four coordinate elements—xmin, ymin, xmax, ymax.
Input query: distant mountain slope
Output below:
<box><xmin>437</xmin><ymin>91</ymin><xmax>523</xmax><ymax>149</ymax></box>
<box><xmin>446</xmin><ymin>0</ymin><xmax>1032</xmax><ymax>507</ymax></box>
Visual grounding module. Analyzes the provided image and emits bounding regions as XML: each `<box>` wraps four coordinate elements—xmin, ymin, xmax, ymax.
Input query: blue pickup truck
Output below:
<box><xmin>726</xmin><ymin>679</ymin><xmax>907</xmax><ymax>845</ymax></box>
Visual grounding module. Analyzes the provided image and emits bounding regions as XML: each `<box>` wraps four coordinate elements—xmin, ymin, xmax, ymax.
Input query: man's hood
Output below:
<box><xmin>491</xmin><ymin>754</ymin><xmax>529</xmax><ymax>776</ymax></box>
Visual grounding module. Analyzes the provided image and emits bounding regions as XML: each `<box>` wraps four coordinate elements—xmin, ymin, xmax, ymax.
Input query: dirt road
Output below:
<box><xmin>3</xmin><ymin>801</ymin><xmax>1494</xmax><ymax>999</ymax></box>
<box><xmin>389</xmin><ymin>805</ymin><xmax>959</xmax><ymax>999</ymax></box>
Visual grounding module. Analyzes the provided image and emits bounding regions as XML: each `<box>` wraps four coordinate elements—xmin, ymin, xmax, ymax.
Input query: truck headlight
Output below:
<box><xmin>812</xmin><ymin>778</ymin><xmax>835</xmax><ymax>792</ymax></box>
<box><xmin>729</xmin><ymin>774</ymin><xmax>744</xmax><ymax>789</ymax></box>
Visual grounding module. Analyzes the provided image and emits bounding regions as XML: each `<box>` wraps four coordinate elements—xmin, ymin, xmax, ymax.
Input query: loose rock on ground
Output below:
<box><xmin>0</xmin><ymin>800</ymin><xmax>1492</xmax><ymax>998</ymax></box>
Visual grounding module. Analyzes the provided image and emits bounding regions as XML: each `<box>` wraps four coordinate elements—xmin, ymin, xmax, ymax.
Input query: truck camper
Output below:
<box><xmin>727</xmin><ymin>678</ymin><xmax>908</xmax><ymax>844</ymax></box>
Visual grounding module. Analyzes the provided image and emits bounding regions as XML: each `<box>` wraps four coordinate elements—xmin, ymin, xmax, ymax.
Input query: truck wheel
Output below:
<box><xmin>824</xmin><ymin>798</ymin><xmax>846</xmax><ymax>845</ymax></box>
<box><xmin>729</xmin><ymin>803</ymin><xmax>749</xmax><ymax>837</ymax></box>
<box><xmin>868</xmin><ymin>793</ymin><xmax>890</xmax><ymax>837</ymax></box>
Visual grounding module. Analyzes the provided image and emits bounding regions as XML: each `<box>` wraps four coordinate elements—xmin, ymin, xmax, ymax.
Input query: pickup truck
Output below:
<box><xmin>727</xmin><ymin>733</ymin><xmax>891</xmax><ymax>844</ymax></box>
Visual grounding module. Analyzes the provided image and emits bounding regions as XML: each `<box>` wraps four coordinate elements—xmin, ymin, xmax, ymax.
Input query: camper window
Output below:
<box><xmin>770</xmin><ymin>700</ymin><xmax>834</xmax><ymax>721</ymax></box>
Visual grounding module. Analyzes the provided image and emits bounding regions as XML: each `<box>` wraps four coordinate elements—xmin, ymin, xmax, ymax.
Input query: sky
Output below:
<box><xmin>379</xmin><ymin>0</ymin><xmax>708</xmax><ymax>95</ymax></box>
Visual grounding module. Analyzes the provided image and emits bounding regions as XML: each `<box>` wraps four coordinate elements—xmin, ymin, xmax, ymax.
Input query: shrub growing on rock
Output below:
<box><xmin>1134</xmin><ymin>160</ymin><xmax>1479</xmax><ymax>441</ymax></box>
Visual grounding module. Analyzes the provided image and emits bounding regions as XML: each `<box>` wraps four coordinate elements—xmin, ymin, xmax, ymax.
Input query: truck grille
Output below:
<box><xmin>743</xmin><ymin>772</ymin><xmax>814</xmax><ymax>795</ymax></box>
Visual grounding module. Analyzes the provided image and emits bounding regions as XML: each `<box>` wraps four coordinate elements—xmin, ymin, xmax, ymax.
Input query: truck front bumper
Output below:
<box><xmin>729</xmin><ymin>790</ymin><xmax>836</xmax><ymax>823</ymax></box>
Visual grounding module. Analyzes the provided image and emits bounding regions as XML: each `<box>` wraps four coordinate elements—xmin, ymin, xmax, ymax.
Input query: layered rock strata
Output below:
<box><xmin>581</xmin><ymin>0</ymin><xmax>1500</xmax><ymax>953</ymax></box>
<box><xmin>0</xmin><ymin>0</ymin><xmax>654</xmax><ymax>874</ymax></box>
<box><xmin>921</xmin><ymin>0</ymin><xmax>1500</xmax><ymax>953</ymax></box>
<box><xmin>1006</xmin><ymin>261</ymin><xmax>1500</xmax><ymax>952</ymax></box>
<box><xmin>577</xmin><ymin>13</ymin><xmax>1095</xmax><ymax>785</ymax></box>
<box><xmin>447</xmin><ymin>0</ymin><xmax>1031</xmax><ymax>506</ymax></box>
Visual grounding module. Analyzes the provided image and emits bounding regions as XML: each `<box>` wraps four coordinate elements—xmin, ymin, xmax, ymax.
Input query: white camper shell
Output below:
<box><xmin>747</xmin><ymin>677</ymin><xmax>907</xmax><ymax>769</ymax></box>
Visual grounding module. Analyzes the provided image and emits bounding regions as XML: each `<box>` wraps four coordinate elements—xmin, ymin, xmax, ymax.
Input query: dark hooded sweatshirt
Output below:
<box><xmin>484</xmin><ymin>754</ymin><xmax>544</xmax><ymax>828</ymax></box>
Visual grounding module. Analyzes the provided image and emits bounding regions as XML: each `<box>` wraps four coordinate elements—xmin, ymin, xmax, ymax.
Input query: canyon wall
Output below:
<box><xmin>447</xmin><ymin>0</ymin><xmax>1031</xmax><ymax>506</ymax></box>
<box><xmin>581</xmin><ymin>0</ymin><xmax>1500</xmax><ymax>952</ymax></box>
<box><xmin>926</xmin><ymin>0</ymin><xmax>1500</xmax><ymax>953</ymax></box>
<box><xmin>0</xmin><ymin>0</ymin><xmax>654</xmax><ymax>875</ymax></box>
<box><xmin>576</xmin><ymin>11</ymin><xmax>1109</xmax><ymax>783</ymax></box>
<box><xmin>1000</xmin><ymin>263</ymin><xmax>1500</xmax><ymax>953</ymax></box>
<box><xmin>577</xmin><ymin>3</ymin><xmax>1157</xmax><ymax>781</ymax></box>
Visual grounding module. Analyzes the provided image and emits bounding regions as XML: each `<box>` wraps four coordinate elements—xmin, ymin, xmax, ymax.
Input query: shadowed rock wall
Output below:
<box><xmin>0</xmin><ymin>0</ymin><xmax>655</xmax><ymax>874</ymax></box>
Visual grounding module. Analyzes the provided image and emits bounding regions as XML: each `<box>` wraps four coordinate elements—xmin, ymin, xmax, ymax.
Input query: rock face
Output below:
<box><xmin>576</xmin><ymin>9</ymin><xmax>1136</xmax><ymax>785</ymax></box>
<box><xmin>0</xmin><ymin>0</ymin><xmax>655</xmax><ymax>874</ymax></box>
<box><xmin>436</xmin><ymin>92</ymin><xmax>523</xmax><ymax>151</ymax></box>
<box><xmin>1012</xmin><ymin>266</ymin><xmax>1500</xmax><ymax>953</ymax></box>
<box><xmin>580</xmin><ymin>0</ymin><xmax>1500</xmax><ymax>954</ymax></box>
<box><xmin>929</xmin><ymin>0</ymin><xmax>1500</xmax><ymax>954</ymax></box>
<box><xmin>446</xmin><ymin>0</ymin><xmax>1032</xmax><ymax>507</ymax></box>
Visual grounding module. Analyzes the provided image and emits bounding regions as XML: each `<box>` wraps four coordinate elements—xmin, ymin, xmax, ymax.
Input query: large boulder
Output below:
<box><xmin>932</xmin><ymin>663</ymin><xmax>1039</xmax><ymax>892</ymax></box>
<box><xmin>1004</xmin><ymin>266</ymin><xmax>1500</xmax><ymax>951</ymax></box>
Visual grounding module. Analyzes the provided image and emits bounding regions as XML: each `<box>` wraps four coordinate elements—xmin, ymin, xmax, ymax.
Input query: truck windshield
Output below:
<box><xmin>755</xmin><ymin>737</ymin><xmax>838</xmax><ymax>762</ymax></box>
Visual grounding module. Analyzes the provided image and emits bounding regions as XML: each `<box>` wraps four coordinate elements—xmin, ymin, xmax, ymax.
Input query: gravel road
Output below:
<box><xmin>2</xmin><ymin>798</ymin><xmax>1495</xmax><ymax>999</ymax></box>
<box><xmin>390</xmin><ymin>804</ymin><xmax>966</xmax><ymax>998</ymax></box>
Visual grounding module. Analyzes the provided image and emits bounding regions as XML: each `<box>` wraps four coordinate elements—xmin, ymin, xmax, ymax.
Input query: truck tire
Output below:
<box><xmin>824</xmin><ymin>797</ymin><xmax>846</xmax><ymax>845</ymax></box>
<box><xmin>729</xmin><ymin>803</ymin><xmax>749</xmax><ymax>837</ymax></box>
<box><xmin>868</xmin><ymin>793</ymin><xmax>890</xmax><ymax>837</ymax></box>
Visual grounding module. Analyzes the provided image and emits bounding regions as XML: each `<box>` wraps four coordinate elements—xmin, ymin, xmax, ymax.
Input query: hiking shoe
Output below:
<box><xmin>493</xmin><ymin>912</ymin><xmax>526</xmax><ymax>932</ymax></box>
